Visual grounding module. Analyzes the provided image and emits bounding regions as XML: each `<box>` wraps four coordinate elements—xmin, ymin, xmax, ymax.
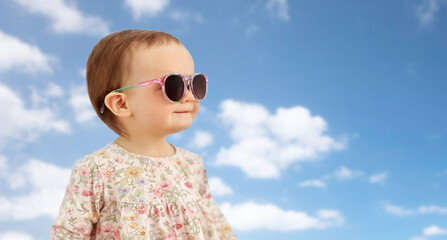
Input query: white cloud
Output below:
<box><xmin>0</xmin><ymin>31</ymin><xmax>54</xmax><ymax>73</ymax></box>
<box><xmin>299</xmin><ymin>179</ymin><xmax>327</xmax><ymax>189</ymax></box>
<box><xmin>0</xmin><ymin>232</ymin><xmax>33</xmax><ymax>240</ymax></box>
<box><xmin>79</xmin><ymin>68</ymin><xmax>86</xmax><ymax>78</ymax></box>
<box><xmin>418</xmin><ymin>205</ymin><xmax>447</xmax><ymax>214</ymax></box>
<box><xmin>333</xmin><ymin>166</ymin><xmax>363</xmax><ymax>181</ymax></box>
<box><xmin>170</xmin><ymin>10</ymin><xmax>203</xmax><ymax>23</ymax></box>
<box><xmin>385</xmin><ymin>203</ymin><xmax>447</xmax><ymax>216</ymax></box>
<box><xmin>216</xmin><ymin>99</ymin><xmax>347</xmax><ymax>179</ymax></box>
<box><xmin>30</xmin><ymin>88</ymin><xmax>47</xmax><ymax>108</ymax></box>
<box><xmin>69</xmin><ymin>84</ymin><xmax>96</xmax><ymax>123</ymax></box>
<box><xmin>124</xmin><ymin>0</ymin><xmax>170</xmax><ymax>20</ymax></box>
<box><xmin>245</xmin><ymin>24</ymin><xmax>261</xmax><ymax>36</ymax></box>
<box><xmin>415</xmin><ymin>0</ymin><xmax>446</xmax><ymax>26</ymax></box>
<box><xmin>266</xmin><ymin>0</ymin><xmax>290</xmax><ymax>21</ymax></box>
<box><xmin>0</xmin><ymin>157</ymin><xmax>71</xmax><ymax>220</ymax></box>
<box><xmin>14</xmin><ymin>0</ymin><xmax>109</xmax><ymax>35</ymax></box>
<box><xmin>384</xmin><ymin>203</ymin><xmax>414</xmax><ymax>216</ymax></box>
<box><xmin>45</xmin><ymin>82</ymin><xmax>64</xmax><ymax>98</ymax></box>
<box><xmin>0</xmin><ymin>156</ymin><xmax>7</xmax><ymax>172</ymax></box>
<box><xmin>0</xmin><ymin>83</ymin><xmax>70</xmax><ymax>148</ymax></box>
<box><xmin>423</xmin><ymin>225</ymin><xmax>447</xmax><ymax>236</ymax></box>
<box><xmin>30</xmin><ymin>82</ymin><xmax>64</xmax><ymax>107</ymax></box>
<box><xmin>209</xmin><ymin>177</ymin><xmax>234</xmax><ymax>196</ymax></box>
<box><xmin>369</xmin><ymin>172</ymin><xmax>388</xmax><ymax>184</ymax></box>
<box><xmin>321</xmin><ymin>167</ymin><xmax>388</xmax><ymax>185</ymax></box>
<box><xmin>220</xmin><ymin>201</ymin><xmax>344</xmax><ymax>231</ymax></box>
<box><xmin>190</xmin><ymin>130</ymin><xmax>213</xmax><ymax>149</ymax></box>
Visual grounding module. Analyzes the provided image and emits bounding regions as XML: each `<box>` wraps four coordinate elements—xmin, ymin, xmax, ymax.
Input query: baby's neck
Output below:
<box><xmin>114</xmin><ymin>135</ymin><xmax>175</xmax><ymax>157</ymax></box>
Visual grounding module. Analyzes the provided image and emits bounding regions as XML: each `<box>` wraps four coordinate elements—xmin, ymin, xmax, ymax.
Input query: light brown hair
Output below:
<box><xmin>86</xmin><ymin>29</ymin><xmax>182</xmax><ymax>136</ymax></box>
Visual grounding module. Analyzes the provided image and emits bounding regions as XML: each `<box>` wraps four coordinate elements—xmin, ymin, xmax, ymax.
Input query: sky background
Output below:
<box><xmin>0</xmin><ymin>0</ymin><xmax>446</xmax><ymax>239</ymax></box>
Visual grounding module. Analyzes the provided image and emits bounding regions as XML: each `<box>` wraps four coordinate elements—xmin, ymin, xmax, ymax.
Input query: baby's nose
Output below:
<box><xmin>180</xmin><ymin>88</ymin><xmax>195</xmax><ymax>103</ymax></box>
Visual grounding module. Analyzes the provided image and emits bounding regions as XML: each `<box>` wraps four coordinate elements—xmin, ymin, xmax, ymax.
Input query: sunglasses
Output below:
<box><xmin>100</xmin><ymin>73</ymin><xmax>208</xmax><ymax>114</ymax></box>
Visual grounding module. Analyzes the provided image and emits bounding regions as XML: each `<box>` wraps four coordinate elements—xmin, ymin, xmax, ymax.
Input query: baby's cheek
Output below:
<box><xmin>192</xmin><ymin>103</ymin><xmax>200</xmax><ymax>118</ymax></box>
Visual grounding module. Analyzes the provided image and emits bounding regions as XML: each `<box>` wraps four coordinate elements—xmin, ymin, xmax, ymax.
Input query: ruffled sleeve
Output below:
<box><xmin>50</xmin><ymin>156</ymin><xmax>104</xmax><ymax>239</ymax></box>
<box><xmin>198</xmin><ymin>157</ymin><xmax>238</xmax><ymax>239</ymax></box>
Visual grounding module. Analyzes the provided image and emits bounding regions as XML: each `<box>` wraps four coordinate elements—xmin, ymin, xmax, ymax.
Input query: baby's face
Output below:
<box><xmin>123</xmin><ymin>42</ymin><xmax>199</xmax><ymax>136</ymax></box>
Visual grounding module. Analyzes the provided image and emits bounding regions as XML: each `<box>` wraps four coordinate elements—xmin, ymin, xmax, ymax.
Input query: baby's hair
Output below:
<box><xmin>86</xmin><ymin>29</ymin><xmax>182</xmax><ymax>136</ymax></box>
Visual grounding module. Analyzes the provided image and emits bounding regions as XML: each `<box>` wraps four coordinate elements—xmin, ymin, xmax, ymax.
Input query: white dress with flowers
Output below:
<box><xmin>51</xmin><ymin>142</ymin><xmax>238</xmax><ymax>240</ymax></box>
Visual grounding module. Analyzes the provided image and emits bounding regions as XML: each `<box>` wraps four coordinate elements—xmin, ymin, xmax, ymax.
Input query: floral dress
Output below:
<box><xmin>51</xmin><ymin>142</ymin><xmax>238</xmax><ymax>240</ymax></box>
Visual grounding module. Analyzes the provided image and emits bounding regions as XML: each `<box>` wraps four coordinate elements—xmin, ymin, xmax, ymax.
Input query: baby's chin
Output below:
<box><xmin>167</xmin><ymin>121</ymin><xmax>193</xmax><ymax>135</ymax></box>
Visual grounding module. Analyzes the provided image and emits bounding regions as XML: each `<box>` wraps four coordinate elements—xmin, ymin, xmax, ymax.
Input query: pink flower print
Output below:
<box><xmin>153</xmin><ymin>190</ymin><xmax>161</xmax><ymax>198</ymax></box>
<box><xmin>196</xmin><ymin>169</ymin><xmax>201</xmax><ymax>175</ymax></box>
<box><xmin>103</xmin><ymin>224</ymin><xmax>120</xmax><ymax>239</ymax></box>
<box><xmin>82</xmin><ymin>190</ymin><xmax>93</xmax><ymax>197</ymax></box>
<box><xmin>173</xmin><ymin>173</ymin><xmax>182</xmax><ymax>181</ymax></box>
<box><xmin>184</xmin><ymin>182</ymin><xmax>193</xmax><ymax>189</ymax></box>
<box><xmin>163</xmin><ymin>231</ymin><xmax>177</xmax><ymax>240</ymax></box>
<box><xmin>181</xmin><ymin>206</ymin><xmax>195</xmax><ymax>216</ymax></box>
<box><xmin>65</xmin><ymin>188</ymin><xmax>73</xmax><ymax>200</ymax></box>
<box><xmin>173</xmin><ymin>224</ymin><xmax>183</xmax><ymax>230</ymax></box>
<box><xmin>186</xmin><ymin>206</ymin><xmax>195</xmax><ymax>215</ymax></box>
<box><xmin>52</xmin><ymin>226</ymin><xmax>64</xmax><ymax>236</ymax></box>
<box><xmin>79</xmin><ymin>166</ymin><xmax>91</xmax><ymax>178</ymax></box>
<box><xmin>154</xmin><ymin>207</ymin><xmax>161</xmax><ymax>217</ymax></box>
<box><xmin>166</xmin><ymin>204</ymin><xmax>175</xmax><ymax>215</ymax></box>
<box><xmin>100</xmin><ymin>165</ymin><xmax>116</xmax><ymax>181</ymax></box>
<box><xmin>66</xmin><ymin>208</ymin><xmax>73</xmax><ymax>215</ymax></box>
<box><xmin>157</xmin><ymin>161</ymin><xmax>163</xmax><ymax>167</ymax></box>
<box><xmin>204</xmin><ymin>169</ymin><xmax>207</xmax><ymax>174</ymax></box>
<box><xmin>76</xmin><ymin>225</ymin><xmax>90</xmax><ymax>236</ymax></box>
<box><xmin>113</xmin><ymin>231</ymin><xmax>120</xmax><ymax>240</ymax></box>
<box><xmin>114</xmin><ymin>157</ymin><xmax>123</xmax><ymax>164</ymax></box>
<box><xmin>205</xmin><ymin>193</ymin><xmax>212</xmax><ymax>199</ymax></box>
<box><xmin>138</xmin><ymin>204</ymin><xmax>147</xmax><ymax>214</ymax></box>
<box><xmin>153</xmin><ymin>180</ymin><xmax>172</xmax><ymax>198</ymax></box>
<box><xmin>73</xmin><ymin>185</ymin><xmax>80</xmax><ymax>193</ymax></box>
<box><xmin>95</xmin><ymin>183</ymin><xmax>103</xmax><ymax>191</ymax></box>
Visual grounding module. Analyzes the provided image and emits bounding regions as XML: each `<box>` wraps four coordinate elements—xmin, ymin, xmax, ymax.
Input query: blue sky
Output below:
<box><xmin>0</xmin><ymin>0</ymin><xmax>446</xmax><ymax>239</ymax></box>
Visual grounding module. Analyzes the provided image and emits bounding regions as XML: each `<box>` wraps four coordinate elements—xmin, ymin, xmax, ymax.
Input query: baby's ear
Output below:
<box><xmin>104</xmin><ymin>92</ymin><xmax>132</xmax><ymax>118</ymax></box>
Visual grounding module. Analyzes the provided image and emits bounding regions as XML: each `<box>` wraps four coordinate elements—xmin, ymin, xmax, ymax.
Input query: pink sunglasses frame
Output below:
<box><xmin>100</xmin><ymin>73</ymin><xmax>208</xmax><ymax>114</ymax></box>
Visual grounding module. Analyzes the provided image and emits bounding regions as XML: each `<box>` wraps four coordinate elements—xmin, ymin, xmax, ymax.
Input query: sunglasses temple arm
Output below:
<box><xmin>99</xmin><ymin>79</ymin><xmax>160</xmax><ymax>114</ymax></box>
<box><xmin>99</xmin><ymin>102</ymin><xmax>105</xmax><ymax>114</ymax></box>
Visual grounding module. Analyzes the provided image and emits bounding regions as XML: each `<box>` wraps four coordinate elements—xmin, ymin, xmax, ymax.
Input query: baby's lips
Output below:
<box><xmin>174</xmin><ymin>108</ymin><xmax>193</xmax><ymax>113</ymax></box>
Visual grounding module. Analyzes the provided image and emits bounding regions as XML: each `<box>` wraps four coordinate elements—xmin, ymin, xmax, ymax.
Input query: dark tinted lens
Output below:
<box><xmin>192</xmin><ymin>74</ymin><xmax>207</xmax><ymax>100</ymax></box>
<box><xmin>165</xmin><ymin>75</ymin><xmax>184</xmax><ymax>102</ymax></box>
